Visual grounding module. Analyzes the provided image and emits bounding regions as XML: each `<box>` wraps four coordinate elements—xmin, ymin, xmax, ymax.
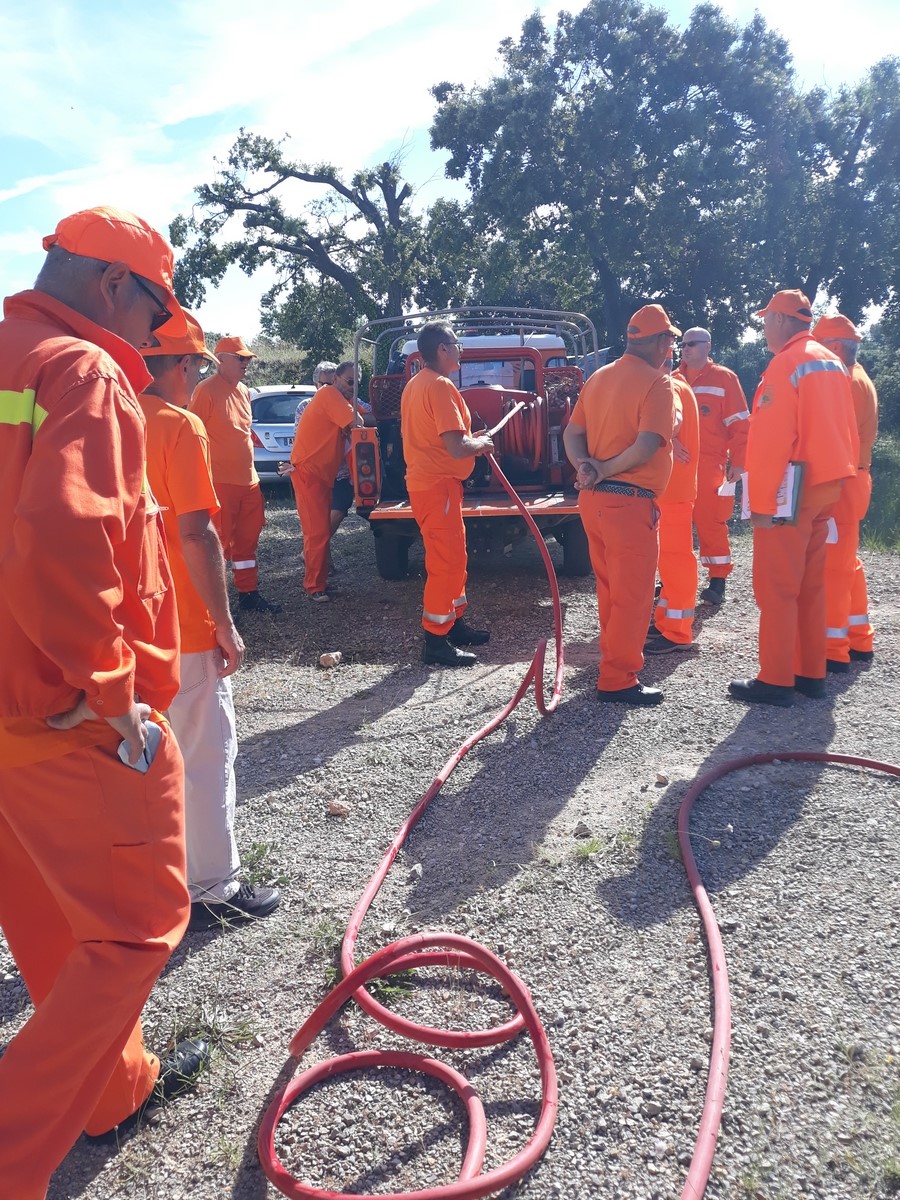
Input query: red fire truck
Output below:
<box><xmin>349</xmin><ymin>308</ymin><xmax>606</xmax><ymax>580</ymax></box>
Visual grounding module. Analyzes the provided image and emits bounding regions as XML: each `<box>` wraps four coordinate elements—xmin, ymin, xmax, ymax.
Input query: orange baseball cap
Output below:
<box><xmin>42</xmin><ymin>206</ymin><xmax>187</xmax><ymax>336</ymax></box>
<box><xmin>626</xmin><ymin>304</ymin><xmax>681</xmax><ymax>339</ymax></box>
<box><xmin>141</xmin><ymin>310</ymin><xmax>218</xmax><ymax>363</ymax></box>
<box><xmin>756</xmin><ymin>289</ymin><xmax>813</xmax><ymax>323</ymax></box>
<box><xmin>813</xmin><ymin>313</ymin><xmax>861</xmax><ymax>343</ymax></box>
<box><xmin>214</xmin><ymin>335</ymin><xmax>256</xmax><ymax>359</ymax></box>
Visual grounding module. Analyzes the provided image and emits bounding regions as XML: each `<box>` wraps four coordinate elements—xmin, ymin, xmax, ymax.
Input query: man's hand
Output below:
<box><xmin>215</xmin><ymin>621</ymin><xmax>245</xmax><ymax>678</ymax></box>
<box><xmin>750</xmin><ymin>512</ymin><xmax>775</xmax><ymax>529</ymax></box>
<box><xmin>576</xmin><ymin>457</ymin><xmax>603</xmax><ymax>490</ymax></box>
<box><xmin>726</xmin><ymin>461</ymin><xmax>743</xmax><ymax>483</ymax></box>
<box><xmin>276</xmin><ymin>461</ymin><xmax>295</xmax><ymax>476</ymax></box>
<box><xmin>672</xmin><ymin>437</ymin><xmax>691</xmax><ymax>465</ymax></box>
<box><xmin>472</xmin><ymin>433</ymin><xmax>494</xmax><ymax>456</ymax></box>
<box><xmin>47</xmin><ymin>696</ymin><xmax>152</xmax><ymax>765</ymax></box>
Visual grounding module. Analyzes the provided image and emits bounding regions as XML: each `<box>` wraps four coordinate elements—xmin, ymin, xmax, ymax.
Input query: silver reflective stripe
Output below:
<box><xmin>424</xmin><ymin>609</ymin><xmax>455</xmax><ymax>625</ymax></box>
<box><xmin>694</xmin><ymin>386</ymin><xmax>726</xmax><ymax>397</ymax></box>
<box><xmin>826</xmin><ymin>626</ymin><xmax>849</xmax><ymax>638</ymax></box>
<box><xmin>453</xmin><ymin>595</ymin><xmax>467</xmax><ymax>608</ymax></box>
<box><xmin>722</xmin><ymin>410</ymin><xmax>749</xmax><ymax>426</ymax></box>
<box><xmin>232</xmin><ymin>559</ymin><xmax>256</xmax><ymax>569</ymax></box>
<box><xmin>656</xmin><ymin>597</ymin><xmax>668</xmax><ymax>608</ymax></box>
<box><xmin>789</xmin><ymin>359</ymin><xmax>848</xmax><ymax>389</ymax></box>
<box><xmin>665</xmin><ymin>607</ymin><xmax>696</xmax><ymax>620</ymax></box>
<box><xmin>848</xmin><ymin>614</ymin><xmax>869</xmax><ymax>626</ymax></box>
<box><xmin>701</xmin><ymin>555</ymin><xmax>731</xmax><ymax>564</ymax></box>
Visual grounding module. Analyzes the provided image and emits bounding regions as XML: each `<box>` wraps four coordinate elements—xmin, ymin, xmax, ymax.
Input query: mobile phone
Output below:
<box><xmin>117</xmin><ymin>720</ymin><xmax>163</xmax><ymax>773</ymax></box>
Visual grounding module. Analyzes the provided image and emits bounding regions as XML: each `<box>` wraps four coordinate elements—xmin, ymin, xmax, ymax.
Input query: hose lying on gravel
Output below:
<box><xmin>258</xmin><ymin>454</ymin><xmax>564</xmax><ymax>1199</ymax></box>
<box><xmin>677</xmin><ymin>750</ymin><xmax>900</xmax><ymax>1200</ymax></box>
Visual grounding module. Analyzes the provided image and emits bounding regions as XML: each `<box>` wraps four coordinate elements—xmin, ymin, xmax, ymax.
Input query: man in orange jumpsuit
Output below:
<box><xmin>0</xmin><ymin>207</ymin><xmax>207</xmax><ymax>1199</ymax></box>
<box><xmin>289</xmin><ymin>361</ymin><xmax>362</xmax><ymax>601</ymax></box>
<box><xmin>731</xmin><ymin>290</ymin><xmax>859</xmax><ymax>707</ymax></box>
<box><xmin>813</xmin><ymin>314</ymin><xmax>879</xmax><ymax>670</ymax></box>
<box><xmin>401</xmin><ymin>322</ymin><xmax>494</xmax><ymax>666</ymax></box>
<box><xmin>646</xmin><ymin>353</ymin><xmax>700</xmax><ymax>653</ymax></box>
<box><xmin>563</xmin><ymin>304</ymin><xmax>678</xmax><ymax>705</ymax></box>
<box><xmin>140</xmin><ymin>314</ymin><xmax>281</xmax><ymax>929</ymax></box>
<box><xmin>676</xmin><ymin>327</ymin><xmax>749</xmax><ymax>605</ymax></box>
<box><xmin>189</xmin><ymin>335</ymin><xmax>281</xmax><ymax>614</ymax></box>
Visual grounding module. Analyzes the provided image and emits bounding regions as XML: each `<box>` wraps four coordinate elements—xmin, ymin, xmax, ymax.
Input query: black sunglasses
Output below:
<box><xmin>132</xmin><ymin>273</ymin><xmax>172</xmax><ymax>332</ymax></box>
<box><xmin>682</xmin><ymin>340</ymin><xmax>709</xmax><ymax>349</ymax></box>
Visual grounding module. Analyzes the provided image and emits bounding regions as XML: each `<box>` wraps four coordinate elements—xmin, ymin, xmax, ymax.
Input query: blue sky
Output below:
<box><xmin>1</xmin><ymin>0</ymin><xmax>897</xmax><ymax>336</ymax></box>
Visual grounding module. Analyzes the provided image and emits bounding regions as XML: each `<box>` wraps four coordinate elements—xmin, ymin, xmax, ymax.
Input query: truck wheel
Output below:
<box><xmin>560</xmin><ymin>520</ymin><xmax>592</xmax><ymax>577</ymax></box>
<box><xmin>374</xmin><ymin>534</ymin><xmax>412</xmax><ymax>580</ymax></box>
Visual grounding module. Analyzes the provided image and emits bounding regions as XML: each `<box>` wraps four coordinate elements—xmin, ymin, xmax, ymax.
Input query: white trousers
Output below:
<box><xmin>167</xmin><ymin>648</ymin><xmax>240</xmax><ymax>901</ymax></box>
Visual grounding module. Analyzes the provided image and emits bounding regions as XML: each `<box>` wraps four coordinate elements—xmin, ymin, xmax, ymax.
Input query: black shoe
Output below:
<box><xmin>447</xmin><ymin>618</ymin><xmax>490</xmax><ymax>646</ymax></box>
<box><xmin>794</xmin><ymin>675</ymin><xmax>826</xmax><ymax>698</ymax></box>
<box><xmin>188</xmin><ymin>882</ymin><xmax>281</xmax><ymax>931</ymax></box>
<box><xmin>422</xmin><ymin>632</ymin><xmax>477</xmax><ymax>667</ymax></box>
<box><xmin>849</xmin><ymin>648</ymin><xmax>874</xmax><ymax>663</ymax></box>
<box><xmin>729</xmin><ymin>678</ymin><xmax>794</xmax><ymax>707</ymax></box>
<box><xmin>826</xmin><ymin>658</ymin><xmax>850</xmax><ymax>674</ymax></box>
<box><xmin>596</xmin><ymin>684</ymin><xmax>663</xmax><ymax>706</ymax></box>
<box><xmin>644</xmin><ymin>634</ymin><xmax>695</xmax><ymax>655</ymax></box>
<box><xmin>238</xmin><ymin>590</ymin><xmax>282</xmax><ymax>615</ymax></box>
<box><xmin>700</xmin><ymin>578</ymin><xmax>726</xmax><ymax>605</ymax></box>
<box><xmin>84</xmin><ymin>1037</ymin><xmax>211</xmax><ymax>1143</ymax></box>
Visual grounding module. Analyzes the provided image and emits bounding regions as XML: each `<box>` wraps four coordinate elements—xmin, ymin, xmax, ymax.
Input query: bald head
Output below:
<box><xmin>680</xmin><ymin>326</ymin><xmax>711</xmax><ymax>371</ymax></box>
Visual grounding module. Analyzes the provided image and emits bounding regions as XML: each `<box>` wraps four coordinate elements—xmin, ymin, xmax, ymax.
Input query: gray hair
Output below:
<box><xmin>312</xmin><ymin>360</ymin><xmax>338</xmax><ymax>386</ymax></box>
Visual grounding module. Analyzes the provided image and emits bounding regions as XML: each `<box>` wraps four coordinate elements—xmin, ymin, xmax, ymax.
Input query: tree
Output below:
<box><xmin>429</xmin><ymin>1</ymin><xmax>900</xmax><ymax>350</ymax></box>
<box><xmin>170</xmin><ymin>130</ymin><xmax>427</xmax><ymax>365</ymax></box>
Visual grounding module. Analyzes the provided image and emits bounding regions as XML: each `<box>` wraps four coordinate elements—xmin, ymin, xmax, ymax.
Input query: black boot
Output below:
<box><xmin>729</xmin><ymin>678</ymin><xmax>794</xmax><ymax>707</ymax></box>
<box><xmin>700</xmin><ymin>577</ymin><xmax>726</xmax><ymax>605</ymax></box>
<box><xmin>448</xmin><ymin>618</ymin><xmax>490</xmax><ymax>646</ymax></box>
<box><xmin>238</xmin><ymin>590</ymin><xmax>282</xmax><ymax>615</ymax></box>
<box><xmin>422</xmin><ymin>631</ymin><xmax>477</xmax><ymax>667</ymax></box>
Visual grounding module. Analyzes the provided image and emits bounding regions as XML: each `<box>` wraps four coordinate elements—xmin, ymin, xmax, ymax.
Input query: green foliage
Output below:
<box><xmin>863</xmin><ymin>432</ymin><xmax>900</xmax><ymax>552</ymax></box>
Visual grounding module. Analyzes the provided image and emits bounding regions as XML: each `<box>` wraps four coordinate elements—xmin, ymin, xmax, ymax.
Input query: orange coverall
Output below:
<box><xmin>747</xmin><ymin>334</ymin><xmax>859</xmax><ymax>686</ymax></box>
<box><xmin>290</xmin><ymin>383</ymin><xmax>354</xmax><ymax>595</ymax></box>
<box><xmin>570</xmin><ymin>356</ymin><xmax>675</xmax><ymax>691</ymax></box>
<box><xmin>654</xmin><ymin>375</ymin><xmax>700</xmax><ymax>645</ymax></box>
<box><xmin>677</xmin><ymin>361</ymin><xmax>748</xmax><ymax>580</ymax></box>
<box><xmin>401</xmin><ymin>368</ymin><xmax>475</xmax><ymax>634</ymax></box>
<box><xmin>824</xmin><ymin>362</ymin><xmax>878</xmax><ymax>661</ymax></box>
<box><xmin>189</xmin><ymin>372</ymin><xmax>264</xmax><ymax>593</ymax></box>
<box><xmin>0</xmin><ymin>291</ymin><xmax>187</xmax><ymax>1199</ymax></box>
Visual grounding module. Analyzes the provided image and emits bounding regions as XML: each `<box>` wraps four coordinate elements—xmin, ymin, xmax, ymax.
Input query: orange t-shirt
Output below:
<box><xmin>290</xmin><ymin>384</ymin><xmax>354</xmax><ymax>482</ymax></box>
<box><xmin>401</xmin><ymin>367</ymin><xmax>474</xmax><ymax>492</ymax></box>
<box><xmin>189</xmin><ymin>373</ymin><xmax>258</xmax><ymax>487</ymax></box>
<box><xmin>660</xmin><ymin>375</ymin><xmax>700</xmax><ymax>504</ymax></box>
<box><xmin>849</xmin><ymin>363</ymin><xmax>878</xmax><ymax>469</ymax></box>
<box><xmin>139</xmin><ymin>393</ymin><xmax>220</xmax><ymax>654</ymax></box>
<box><xmin>570</xmin><ymin>354</ymin><xmax>676</xmax><ymax>496</ymax></box>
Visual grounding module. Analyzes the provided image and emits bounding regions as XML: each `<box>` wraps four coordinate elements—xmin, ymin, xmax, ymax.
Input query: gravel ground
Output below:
<box><xmin>3</xmin><ymin>484</ymin><xmax>899</xmax><ymax>1200</ymax></box>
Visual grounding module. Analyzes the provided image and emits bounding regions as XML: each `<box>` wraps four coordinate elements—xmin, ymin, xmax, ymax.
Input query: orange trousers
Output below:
<box><xmin>0</xmin><ymin>719</ymin><xmax>188</xmax><ymax>1200</ymax></box>
<box><xmin>654</xmin><ymin>500</ymin><xmax>698</xmax><ymax>645</ymax></box>
<box><xmin>215</xmin><ymin>481</ymin><xmax>265</xmax><ymax>593</ymax></box>
<box><xmin>825</xmin><ymin>471</ymin><xmax>874</xmax><ymax>661</ymax></box>
<box><xmin>579</xmin><ymin>489</ymin><xmax>659</xmax><ymax>691</ymax></box>
<box><xmin>291</xmin><ymin>468</ymin><xmax>332</xmax><ymax>595</ymax></box>
<box><xmin>694</xmin><ymin>455</ymin><xmax>735</xmax><ymax>579</ymax></box>
<box><xmin>752</xmin><ymin>480</ymin><xmax>842</xmax><ymax>687</ymax></box>
<box><xmin>409</xmin><ymin>480</ymin><xmax>468</xmax><ymax>635</ymax></box>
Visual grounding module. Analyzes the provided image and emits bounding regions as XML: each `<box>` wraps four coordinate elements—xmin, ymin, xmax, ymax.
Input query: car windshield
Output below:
<box><xmin>252</xmin><ymin>394</ymin><xmax>304</xmax><ymax>424</ymax></box>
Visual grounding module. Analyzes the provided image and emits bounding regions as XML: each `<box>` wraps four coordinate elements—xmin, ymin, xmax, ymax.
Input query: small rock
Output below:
<box><xmin>319</xmin><ymin>651</ymin><xmax>342</xmax><ymax>668</ymax></box>
<box><xmin>655</xmin><ymin>772</ymin><xmax>669</xmax><ymax>786</ymax></box>
<box><xmin>327</xmin><ymin>799</ymin><xmax>351</xmax><ymax>817</ymax></box>
<box><xmin>407</xmin><ymin>863</ymin><xmax>423</xmax><ymax>880</ymax></box>
<box><xmin>574</xmin><ymin>820</ymin><xmax>592</xmax><ymax>839</ymax></box>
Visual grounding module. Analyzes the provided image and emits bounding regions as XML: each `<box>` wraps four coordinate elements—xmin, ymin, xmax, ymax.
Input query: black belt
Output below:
<box><xmin>593</xmin><ymin>479</ymin><xmax>656</xmax><ymax>500</ymax></box>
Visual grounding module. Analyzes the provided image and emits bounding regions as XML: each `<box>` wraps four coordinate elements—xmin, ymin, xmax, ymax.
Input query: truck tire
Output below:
<box><xmin>374</xmin><ymin>533</ymin><xmax>412</xmax><ymax>580</ymax></box>
<box><xmin>560</xmin><ymin>520</ymin><xmax>592</xmax><ymax>577</ymax></box>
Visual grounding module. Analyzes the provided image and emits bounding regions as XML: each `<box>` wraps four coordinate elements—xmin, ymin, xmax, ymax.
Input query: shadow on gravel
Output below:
<box><xmin>597</xmin><ymin>685</ymin><xmax>851</xmax><ymax>929</ymax></box>
<box><xmin>228</xmin><ymin>1053</ymin><xmax>299</xmax><ymax>1200</ymax></box>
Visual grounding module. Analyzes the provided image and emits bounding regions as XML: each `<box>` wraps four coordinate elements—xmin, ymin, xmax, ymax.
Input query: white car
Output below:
<box><xmin>249</xmin><ymin>384</ymin><xmax>315</xmax><ymax>481</ymax></box>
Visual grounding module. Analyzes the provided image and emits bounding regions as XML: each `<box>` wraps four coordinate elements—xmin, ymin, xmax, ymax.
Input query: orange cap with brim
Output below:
<box><xmin>42</xmin><ymin>206</ymin><xmax>188</xmax><ymax>337</ymax></box>
<box><xmin>757</xmin><ymin>289</ymin><xmax>813</xmax><ymax>323</ymax></box>
<box><xmin>214</xmin><ymin>335</ymin><xmax>256</xmax><ymax>359</ymax></box>
<box><xmin>141</xmin><ymin>311</ymin><xmax>218</xmax><ymax>363</ymax></box>
<box><xmin>813</xmin><ymin>313</ymin><xmax>861</xmax><ymax>343</ymax></box>
<box><xmin>626</xmin><ymin>304</ymin><xmax>681</xmax><ymax>339</ymax></box>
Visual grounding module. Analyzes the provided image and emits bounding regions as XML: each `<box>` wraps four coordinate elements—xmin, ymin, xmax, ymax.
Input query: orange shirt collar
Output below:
<box><xmin>4</xmin><ymin>289</ymin><xmax>152</xmax><ymax>396</ymax></box>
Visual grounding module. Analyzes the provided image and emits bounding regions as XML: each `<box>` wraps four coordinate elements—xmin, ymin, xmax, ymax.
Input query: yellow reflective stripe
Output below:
<box><xmin>0</xmin><ymin>388</ymin><xmax>47</xmax><ymax>436</ymax></box>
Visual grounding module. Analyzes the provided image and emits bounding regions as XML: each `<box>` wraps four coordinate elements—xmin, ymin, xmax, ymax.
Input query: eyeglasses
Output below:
<box><xmin>682</xmin><ymin>340</ymin><xmax>709</xmax><ymax>349</ymax></box>
<box><xmin>442</xmin><ymin>341</ymin><xmax>462</xmax><ymax>352</ymax></box>
<box><xmin>132</xmin><ymin>273</ymin><xmax>172</xmax><ymax>332</ymax></box>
